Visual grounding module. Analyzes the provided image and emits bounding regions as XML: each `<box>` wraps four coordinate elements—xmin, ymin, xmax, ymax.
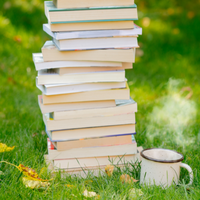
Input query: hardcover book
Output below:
<box><xmin>53</xmin><ymin>35</ymin><xmax>138</xmax><ymax>51</ymax></box>
<box><xmin>48</xmin><ymin>20</ymin><xmax>134</xmax><ymax>32</ymax></box>
<box><xmin>53</xmin><ymin>0</ymin><xmax>135</xmax><ymax>9</ymax></box>
<box><xmin>42</xmin><ymin>41</ymin><xmax>136</xmax><ymax>62</ymax></box>
<box><xmin>46</xmin><ymin>124</ymin><xmax>136</xmax><ymax>142</ymax></box>
<box><xmin>43</xmin><ymin>23</ymin><xmax>142</xmax><ymax>40</ymax></box>
<box><xmin>45</xmin><ymin>1</ymin><xmax>138</xmax><ymax>24</ymax></box>
<box><xmin>42</xmin><ymin>85</ymin><xmax>130</xmax><ymax>104</ymax></box>
<box><xmin>33</xmin><ymin>53</ymin><xmax>124</xmax><ymax>71</ymax></box>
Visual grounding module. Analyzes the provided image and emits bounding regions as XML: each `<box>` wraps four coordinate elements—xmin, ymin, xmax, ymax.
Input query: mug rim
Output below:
<box><xmin>140</xmin><ymin>148</ymin><xmax>184</xmax><ymax>163</ymax></box>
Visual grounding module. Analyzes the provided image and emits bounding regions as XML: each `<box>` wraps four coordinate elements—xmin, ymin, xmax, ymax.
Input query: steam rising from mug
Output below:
<box><xmin>146</xmin><ymin>78</ymin><xmax>197</xmax><ymax>150</ymax></box>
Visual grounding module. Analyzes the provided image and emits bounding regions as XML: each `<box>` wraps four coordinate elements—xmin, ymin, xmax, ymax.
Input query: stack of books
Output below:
<box><xmin>33</xmin><ymin>0</ymin><xmax>142</xmax><ymax>176</ymax></box>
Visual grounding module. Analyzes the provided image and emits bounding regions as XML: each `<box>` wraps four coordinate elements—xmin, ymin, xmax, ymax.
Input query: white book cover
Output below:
<box><xmin>43</xmin><ymin>24</ymin><xmax>142</xmax><ymax>40</ymax></box>
<box><xmin>32</xmin><ymin>53</ymin><xmax>122</xmax><ymax>71</ymax></box>
<box><xmin>37</xmin><ymin>70</ymin><xmax>125</xmax><ymax>85</ymax></box>
<box><xmin>53</xmin><ymin>36</ymin><xmax>138</xmax><ymax>51</ymax></box>
<box><xmin>36</xmin><ymin>78</ymin><xmax>127</xmax><ymax>95</ymax></box>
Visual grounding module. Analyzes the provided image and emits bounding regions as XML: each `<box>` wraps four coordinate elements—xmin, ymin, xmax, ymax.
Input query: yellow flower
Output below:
<box><xmin>22</xmin><ymin>177</ymin><xmax>50</xmax><ymax>189</ymax></box>
<box><xmin>120</xmin><ymin>174</ymin><xmax>138</xmax><ymax>184</ymax></box>
<box><xmin>66</xmin><ymin>184</ymin><xmax>75</xmax><ymax>188</ymax></box>
<box><xmin>17</xmin><ymin>164</ymin><xmax>49</xmax><ymax>181</ymax></box>
<box><xmin>105</xmin><ymin>164</ymin><xmax>114</xmax><ymax>177</ymax></box>
<box><xmin>0</xmin><ymin>161</ymin><xmax>50</xmax><ymax>182</ymax></box>
<box><xmin>0</xmin><ymin>143</ymin><xmax>15</xmax><ymax>152</ymax></box>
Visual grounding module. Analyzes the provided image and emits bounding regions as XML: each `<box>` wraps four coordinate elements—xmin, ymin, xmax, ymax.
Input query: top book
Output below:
<box><xmin>45</xmin><ymin>1</ymin><xmax>138</xmax><ymax>24</ymax></box>
<box><xmin>53</xmin><ymin>0</ymin><xmax>135</xmax><ymax>9</ymax></box>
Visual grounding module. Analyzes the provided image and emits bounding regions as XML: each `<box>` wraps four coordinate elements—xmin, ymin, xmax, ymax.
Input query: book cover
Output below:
<box><xmin>45</xmin><ymin>1</ymin><xmax>137</xmax><ymax>12</ymax></box>
<box><xmin>43</xmin><ymin>23</ymin><xmax>142</xmax><ymax>40</ymax></box>
<box><xmin>45</xmin><ymin>1</ymin><xmax>138</xmax><ymax>24</ymax></box>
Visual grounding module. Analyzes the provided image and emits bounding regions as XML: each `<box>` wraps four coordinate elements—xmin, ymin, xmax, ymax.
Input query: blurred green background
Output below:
<box><xmin>0</xmin><ymin>0</ymin><xmax>200</xmax><ymax>198</ymax></box>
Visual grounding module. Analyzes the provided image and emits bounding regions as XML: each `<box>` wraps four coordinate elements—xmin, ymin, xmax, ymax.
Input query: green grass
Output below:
<box><xmin>0</xmin><ymin>0</ymin><xmax>200</xmax><ymax>199</ymax></box>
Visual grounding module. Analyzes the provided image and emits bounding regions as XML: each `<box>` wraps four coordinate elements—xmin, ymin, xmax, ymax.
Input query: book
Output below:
<box><xmin>48</xmin><ymin>142</ymin><xmax>137</xmax><ymax>160</ymax></box>
<box><xmin>37</xmin><ymin>69</ymin><xmax>125</xmax><ymax>85</ymax></box>
<box><xmin>52</xmin><ymin>98</ymin><xmax>137</xmax><ymax>120</ymax></box>
<box><xmin>37</xmin><ymin>80</ymin><xmax>127</xmax><ymax>95</ymax></box>
<box><xmin>53</xmin><ymin>36</ymin><xmax>138</xmax><ymax>51</ymax></box>
<box><xmin>38</xmin><ymin>95</ymin><xmax>116</xmax><ymax>113</ymax></box>
<box><xmin>43</xmin><ymin>23</ymin><xmax>142</xmax><ymax>40</ymax></box>
<box><xmin>46</xmin><ymin>124</ymin><xmax>136</xmax><ymax>142</ymax></box>
<box><xmin>54</xmin><ymin>154</ymin><xmax>138</xmax><ymax>169</ymax></box>
<box><xmin>33</xmin><ymin>53</ymin><xmax>125</xmax><ymax>71</ymax></box>
<box><xmin>42</xmin><ymin>41</ymin><xmax>136</xmax><ymax>62</ymax></box>
<box><xmin>48</xmin><ymin>20</ymin><xmax>134</xmax><ymax>32</ymax></box>
<box><xmin>44</xmin><ymin>147</ymin><xmax>143</xmax><ymax>178</ymax></box>
<box><xmin>53</xmin><ymin>0</ymin><xmax>135</xmax><ymax>9</ymax></box>
<box><xmin>52</xmin><ymin>135</ymin><xmax>133</xmax><ymax>151</ymax></box>
<box><xmin>42</xmin><ymin>85</ymin><xmax>130</xmax><ymax>104</ymax></box>
<box><xmin>57</xmin><ymin>65</ymin><xmax>132</xmax><ymax>75</ymax></box>
<box><xmin>45</xmin><ymin>1</ymin><xmax>138</xmax><ymax>23</ymax></box>
<box><xmin>43</xmin><ymin>112</ymin><xmax>136</xmax><ymax>131</ymax></box>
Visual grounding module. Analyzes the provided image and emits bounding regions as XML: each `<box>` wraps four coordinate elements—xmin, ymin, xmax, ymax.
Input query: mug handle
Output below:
<box><xmin>180</xmin><ymin>163</ymin><xmax>193</xmax><ymax>185</ymax></box>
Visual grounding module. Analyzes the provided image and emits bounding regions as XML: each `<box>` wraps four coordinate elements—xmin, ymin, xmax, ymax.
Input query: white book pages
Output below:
<box><xmin>43</xmin><ymin>23</ymin><xmax>142</xmax><ymax>40</ymax></box>
<box><xmin>53</xmin><ymin>36</ymin><xmax>138</xmax><ymax>51</ymax></box>
<box><xmin>32</xmin><ymin>53</ymin><xmax>122</xmax><ymax>70</ymax></box>
<box><xmin>36</xmin><ymin>79</ymin><xmax>127</xmax><ymax>95</ymax></box>
<box><xmin>37</xmin><ymin>70</ymin><xmax>125</xmax><ymax>85</ymax></box>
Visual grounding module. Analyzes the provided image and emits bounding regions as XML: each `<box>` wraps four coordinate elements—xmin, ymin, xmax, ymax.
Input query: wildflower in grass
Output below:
<box><xmin>0</xmin><ymin>161</ymin><xmax>51</xmax><ymax>189</ymax></box>
<box><xmin>0</xmin><ymin>143</ymin><xmax>15</xmax><ymax>152</ymax></box>
<box><xmin>105</xmin><ymin>164</ymin><xmax>114</xmax><ymax>177</ymax></box>
<box><xmin>0</xmin><ymin>161</ymin><xmax>50</xmax><ymax>180</ymax></box>
<box><xmin>66</xmin><ymin>184</ymin><xmax>75</xmax><ymax>188</ymax></box>
<box><xmin>120</xmin><ymin>174</ymin><xmax>138</xmax><ymax>184</ymax></box>
<box><xmin>22</xmin><ymin>177</ymin><xmax>50</xmax><ymax>189</ymax></box>
<box><xmin>83</xmin><ymin>189</ymin><xmax>99</xmax><ymax>198</ymax></box>
<box><xmin>129</xmin><ymin>188</ymin><xmax>143</xmax><ymax>199</ymax></box>
<box><xmin>17</xmin><ymin>164</ymin><xmax>49</xmax><ymax>181</ymax></box>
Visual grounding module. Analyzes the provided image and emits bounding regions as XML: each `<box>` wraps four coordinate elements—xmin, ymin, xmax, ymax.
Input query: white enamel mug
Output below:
<box><xmin>140</xmin><ymin>148</ymin><xmax>193</xmax><ymax>187</ymax></box>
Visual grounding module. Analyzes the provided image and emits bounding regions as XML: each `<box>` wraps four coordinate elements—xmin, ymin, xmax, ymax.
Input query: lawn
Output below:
<box><xmin>0</xmin><ymin>0</ymin><xmax>200</xmax><ymax>199</ymax></box>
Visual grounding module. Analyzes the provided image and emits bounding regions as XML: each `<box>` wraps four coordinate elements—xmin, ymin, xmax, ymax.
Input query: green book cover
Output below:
<box><xmin>45</xmin><ymin>1</ymin><xmax>137</xmax><ymax>12</ymax></box>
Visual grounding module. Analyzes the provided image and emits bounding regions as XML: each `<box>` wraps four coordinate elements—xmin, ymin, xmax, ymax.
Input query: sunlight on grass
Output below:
<box><xmin>145</xmin><ymin>19</ymin><xmax>171</xmax><ymax>34</ymax></box>
<box><xmin>3</xmin><ymin>0</ymin><xmax>43</xmax><ymax>12</ymax></box>
<box><xmin>130</xmin><ymin>85</ymin><xmax>157</xmax><ymax>103</ymax></box>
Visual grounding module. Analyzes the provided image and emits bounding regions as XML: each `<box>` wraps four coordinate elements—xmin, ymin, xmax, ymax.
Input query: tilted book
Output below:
<box><xmin>33</xmin><ymin>53</ymin><xmax>127</xmax><ymax>71</ymax></box>
<box><xmin>51</xmin><ymin>97</ymin><xmax>137</xmax><ymax>120</ymax></box>
<box><xmin>37</xmin><ymin>79</ymin><xmax>127</xmax><ymax>96</ymax></box>
<box><xmin>38</xmin><ymin>95</ymin><xmax>116</xmax><ymax>113</ymax></box>
<box><xmin>46</xmin><ymin>124</ymin><xmax>136</xmax><ymax>142</ymax></box>
<box><xmin>52</xmin><ymin>135</ymin><xmax>133</xmax><ymax>151</ymax></box>
<box><xmin>42</xmin><ymin>85</ymin><xmax>130</xmax><ymax>104</ymax></box>
<box><xmin>52</xmin><ymin>35</ymin><xmax>138</xmax><ymax>51</ymax></box>
<box><xmin>43</xmin><ymin>23</ymin><xmax>142</xmax><ymax>40</ymax></box>
<box><xmin>42</xmin><ymin>41</ymin><xmax>136</xmax><ymax>62</ymax></box>
<box><xmin>44</xmin><ymin>112</ymin><xmax>136</xmax><ymax>131</ymax></box>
